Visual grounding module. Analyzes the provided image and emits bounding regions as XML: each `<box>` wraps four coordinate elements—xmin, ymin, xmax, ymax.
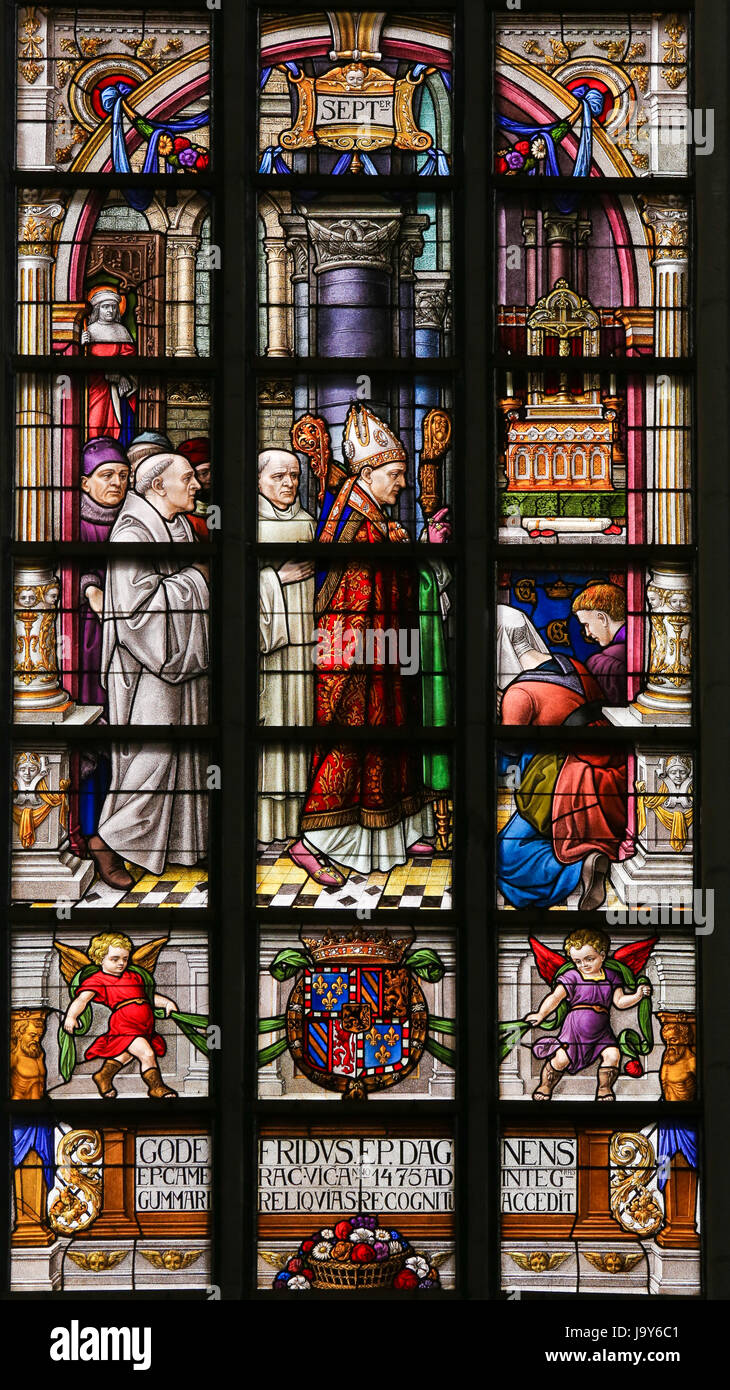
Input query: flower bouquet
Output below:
<box><xmin>272</xmin><ymin>1214</ymin><xmax>441</xmax><ymax>1291</ymax></box>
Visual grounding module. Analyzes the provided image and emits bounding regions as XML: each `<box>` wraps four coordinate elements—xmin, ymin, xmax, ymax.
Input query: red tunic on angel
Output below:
<box><xmin>80</xmin><ymin>968</ymin><xmax>165</xmax><ymax>1061</ymax></box>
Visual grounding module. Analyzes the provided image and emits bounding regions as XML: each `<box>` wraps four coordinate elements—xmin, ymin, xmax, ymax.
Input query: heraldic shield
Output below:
<box><xmin>282</xmin><ymin>931</ymin><xmax>431</xmax><ymax>1099</ymax></box>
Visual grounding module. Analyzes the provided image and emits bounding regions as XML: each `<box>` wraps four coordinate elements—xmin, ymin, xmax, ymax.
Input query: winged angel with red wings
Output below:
<box><xmin>499</xmin><ymin>929</ymin><xmax>656</xmax><ymax>1102</ymax></box>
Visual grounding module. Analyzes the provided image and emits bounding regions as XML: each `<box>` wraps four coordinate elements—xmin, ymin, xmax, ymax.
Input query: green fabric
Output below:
<box><xmin>499</xmin><ymin>956</ymin><xmax>654</xmax><ymax>1063</ymax></box>
<box><xmin>258</xmin><ymin>1015</ymin><xmax>286</xmax><ymax>1034</ymax></box>
<box><xmin>57</xmin><ymin>964</ymin><xmax>99</xmax><ymax>1083</ymax></box>
<box><xmin>59</xmin><ymin>963</ymin><xmax>211</xmax><ymax>1076</ymax></box>
<box><xmin>405</xmin><ymin>947</ymin><xmax>446</xmax><ymax>984</ymax></box>
<box><xmin>419</xmin><ymin>565</ymin><xmax>451</xmax><ymax>792</ymax></box>
<box><xmin>269</xmin><ymin>948</ymin><xmax>311</xmax><ymax>981</ymax></box>
<box><xmin>425</xmin><ymin>1037</ymin><xmax>455</xmax><ymax>1068</ymax></box>
<box><xmin>514</xmin><ymin>752</ymin><xmax>565</xmax><ymax>835</ymax></box>
<box><xmin>258</xmin><ymin>1038</ymin><xmax>289</xmax><ymax>1068</ymax></box>
<box><xmin>428</xmin><ymin>1015</ymin><xmax>456</xmax><ymax>1036</ymax></box>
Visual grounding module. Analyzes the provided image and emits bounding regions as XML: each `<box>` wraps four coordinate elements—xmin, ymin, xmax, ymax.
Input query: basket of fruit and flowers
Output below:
<box><xmin>272</xmin><ymin>1214</ymin><xmax>441</xmax><ymax>1291</ymax></box>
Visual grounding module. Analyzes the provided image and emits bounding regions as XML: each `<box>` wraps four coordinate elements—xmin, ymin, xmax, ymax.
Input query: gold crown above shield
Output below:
<box><xmin>342</xmin><ymin>403</ymin><xmax>407</xmax><ymax>475</ymax></box>
<box><xmin>302</xmin><ymin>928</ymin><xmax>411</xmax><ymax>966</ymax></box>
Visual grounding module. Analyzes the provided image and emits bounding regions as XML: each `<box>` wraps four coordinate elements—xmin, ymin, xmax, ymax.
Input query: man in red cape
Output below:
<box><xmin>288</xmin><ymin>404</ymin><xmax>450</xmax><ymax>887</ymax></box>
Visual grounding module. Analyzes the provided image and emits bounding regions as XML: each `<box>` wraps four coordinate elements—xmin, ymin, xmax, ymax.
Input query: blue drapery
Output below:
<box><xmin>496</xmin><ymin>749</ymin><xmax>582</xmax><ymax>907</ymax></box>
<box><xmin>497</xmin><ymin>86</ymin><xmax>605</xmax><ymax>212</ymax></box>
<box><xmin>657</xmin><ymin>1127</ymin><xmax>698</xmax><ymax>1189</ymax></box>
<box><xmin>100</xmin><ymin>84</ymin><xmax>210</xmax><ymax>211</ymax></box>
<box><xmin>13</xmin><ymin>1125</ymin><xmax>55</xmax><ymax>1190</ymax></box>
<box><xmin>258</xmin><ymin>60</ymin><xmax>450</xmax><ymax>174</ymax></box>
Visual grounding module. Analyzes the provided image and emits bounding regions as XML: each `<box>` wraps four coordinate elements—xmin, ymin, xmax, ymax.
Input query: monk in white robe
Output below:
<box><xmin>95</xmin><ymin>452</ymin><xmax>210</xmax><ymax>881</ymax></box>
<box><xmin>257</xmin><ymin>449</ymin><xmax>316</xmax><ymax>842</ymax></box>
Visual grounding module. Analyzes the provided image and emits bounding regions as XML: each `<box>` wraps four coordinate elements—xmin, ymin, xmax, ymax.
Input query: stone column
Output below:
<box><xmin>397</xmin><ymin>213</ymin><xmax>429</xmax><ymax>358</ymax></box>
<box><xmin>414</xmin><ymin>270</ymin><xmax>450</xmax><ymax>360</ymax></box>
<box><xmin>16</xmin><ymin>197</ymin><xmax>65</xmax><ymax>542</ymax></box>
<box><xmin>180</xmin><ymin>938</ymin><xmax>210</xmax><ymax>1095</ymax></box>
<box><xmin>307</xmin><ymin>203</ymin><xmax>402</xmax><ymax>449</ymax></box>
<box><xmin>521</xmin><ymin>212</ymin><xmax>537</xmax><ymax>305</ymax></box>
<box><xmin>426</xmin><ymin>935</ymin><xmax>456</xmax><ymax>1097</ymax></box>
<box><xmin>280</xmin><ymin>215</ymin><xmax>310</xmax><ymax>357</ymax></box>
<box><xmin>263</xmin><ymin>238</ymin><xmax>291</xmax><ymax>358</ymax></box>
<box><xmin>605</xmin><ymin>565</ymin><xmax>692</xmax><ymax>726</ymax></box>
<box><xmin>498</xmin><ymin>940</ymin><xmax>527</xmax><ymax>1098</ymax></box>
<box><xmin>168</xmin><ymin>237</ymin><xmax>198</xmax><ymax>356</ymax></box>
<box><xmin>641</xmin><ymin>199</ymin><xmax>691</xmax><ymax>544</ymax></box>
<box><xmin>544</xmin><ymin>212</ymin><xmax>575</xmax><ymax>289</ymax></box>
<box><xmin>258</xmin><ymin>933</ymin><xmax>285</xmax><ymax>1097</ymax></box>
<box><xmin>576</xmin><ymin>218</ymin><xmax>592</xmax><ymax>296</ymax></box>
<box><xmin>414</xmin><ymin>271</ymin><xmax>451</xmax><ymax>524</ymax></box>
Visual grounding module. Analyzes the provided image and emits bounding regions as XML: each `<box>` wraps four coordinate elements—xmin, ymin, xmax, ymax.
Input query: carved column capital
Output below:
<box><xmin>398</xmin><ymin>213</ymin><xmax>430</xmax><ymax>281</ymax></box>
<box><xmin>17</xmin><ymin>195</ymin><xmax>65</xmax><ymax>258</ymax></box>
<box><xmin>640</xmin><ymin>196</ymin><xmax>689</xmax><ymax>262</ymax></box>
<box><xmin>305</xmin><ymin>210</ymin><xmax>402</xmax><ymax>275</ymax></box>
<box><xmin>414</xmin><ymin>270</ymin><xmax>451</xmax><ymax>331</ymax></box>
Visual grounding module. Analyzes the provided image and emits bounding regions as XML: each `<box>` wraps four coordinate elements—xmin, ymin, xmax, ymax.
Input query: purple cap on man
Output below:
<box><xmin>81</xmin><ymin>436</ymin><xmax>129</xmax><ymax>476</ymax></box>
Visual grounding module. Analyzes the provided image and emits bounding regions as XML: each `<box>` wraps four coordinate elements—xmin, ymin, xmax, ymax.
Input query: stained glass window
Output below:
<box><xmin>257</xmin><ymin>1124</ymin><xmax>455</xmax><ymax>1290</ymax></box>
<box><xmin>3</xmin><ymin>0</ymin><xmax>724</xmax><ymax>1333</ymax></box>
<box><xmin>12</xmin><ymin>1123</ymin><xmax>213</xmax><ymax>1290</ymax></box>
<box><xmin>491</xmin><ymin>7</ymin><xmax>702</xmax><ymax>1303</ymax></box>
<box><xmin>7</xmin><ymin>4</ymin><xmax>217</xmax><ymax>1307</ymax></box>
<box><xmin>500</xmin><ymin>1125</ymin><xmax>700</xmax><ymax>1296</ymax></box>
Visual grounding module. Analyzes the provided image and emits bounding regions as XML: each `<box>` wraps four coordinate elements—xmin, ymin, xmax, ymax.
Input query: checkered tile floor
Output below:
<box><xmin>32</xmin><ymin>865</ymin><xmax>209</xmax><ymax>910</ymax></box>
<box><xmin>256</xmin><ymin>841</ymin><xmax>452</xmax><ymax>909</ymax></box>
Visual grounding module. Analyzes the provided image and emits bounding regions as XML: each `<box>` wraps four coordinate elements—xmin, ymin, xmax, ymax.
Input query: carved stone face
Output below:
<box><xmin>665</xmin><ymin>759</ymin><xmax>690</xmax><ymax>788</ymax></box>
<box><xmin>15</xmin><ymin>752</ymin><xmax>42</xmax><ymax>786</ymax></box>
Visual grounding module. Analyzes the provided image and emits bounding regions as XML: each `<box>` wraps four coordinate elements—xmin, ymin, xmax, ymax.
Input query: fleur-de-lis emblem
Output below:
<box><xmin>320</xmin><ymin>990</ymin><xmax>338</xmax><ymax>1012</ymax></box>
<box><xmin>374</xmin><ymin>1045</ymin><xmax>391</xmax><ymax>1065</ymax></box>
<box><xmin>384</xmin><ymin>1026</ymin><xmax>399</xmax><ymax>1046</ymax></box>
<box><xmin>331</xmin><ymin>976</ymin><xmax>346</xmax><ymax>996</ymax></box>
<box><xmin>312</xmin><ymin>974</ymin><xmax>327</xmax><ymax>994</ymax></box>
<box><xmin>365</xmin><ymin>1026</ymin><xmax>382</xmax><ymax>1046</ymax></box>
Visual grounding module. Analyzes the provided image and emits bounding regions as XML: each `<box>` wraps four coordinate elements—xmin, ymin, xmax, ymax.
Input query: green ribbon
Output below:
<box><xmin>258</xmin><ymin>1038</ymin><xmax>289</xmax><ymax>1068</ymax></box>
<box><xmin>269</xmin><ymin>948</ymin><xmax>312</xmax><ymax>981</ymax></box>
<box><xmin>404</xmin><ymin>947</ymin><xmax>446</xmax><ymax>983</ymax></box>
<box><xmin>425</xmin><ymin>1037</ymin><xmax>456</xmax><ymax>1067</ymax></box>
<box><xmin>498</xmin><ymin>956</ymin><xmax>653</xmax><ymax>1065</ymax></box>
<box><xmin>58</xmin><ymin>963</ymin><xmax>210</xmax><ymax>1080</ymax></box>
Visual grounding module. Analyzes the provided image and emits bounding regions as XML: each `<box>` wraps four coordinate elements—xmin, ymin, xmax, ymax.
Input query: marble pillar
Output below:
<box><xmin>16</xmin><ymin>197</ymin><xmax>65</xmax><ymax>541</ymax></box>
<box><xmin>168</xmin><ymin>237</ymin><xmax>198</xmax><ymax>356</ymax></box>
<box><xmin>641</xmin><ymin>199</ymin><xmax>691</xmax><ymax>544</ymax></box>
<box><xmin>605</xmin><ymin>565</ymin><xmax>692</xmax><ymax>726</ymax></box>
<box><xmin>263</xmin><ymin>237</ymin><xmax>291</xmax><ymax>358</ymax></box>
<box><xmin>307</xmin><ymin>203</ymin><xmax>402</xmax><ymax>445</ymax></box>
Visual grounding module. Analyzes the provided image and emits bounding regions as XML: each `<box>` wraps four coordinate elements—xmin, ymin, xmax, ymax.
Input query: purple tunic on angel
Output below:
<box><xmin>533</xmin><ymin>965</ymin><xmax>621</xmax><ymax>1072</ymax></box>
